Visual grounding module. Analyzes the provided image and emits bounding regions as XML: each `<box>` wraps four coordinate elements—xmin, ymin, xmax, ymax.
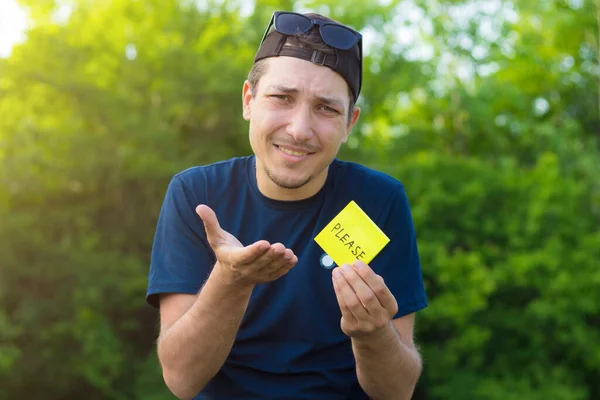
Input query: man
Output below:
<box><xmin>146</xmin><ymin>10</ymin><xmax>427</xmax><ymax>400</ymax></box>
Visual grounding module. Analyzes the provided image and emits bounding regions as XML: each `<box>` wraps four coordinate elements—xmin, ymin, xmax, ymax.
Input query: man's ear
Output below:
<box><xmin>342</xmin><ymin>106</ymin><xmax>361</xmax><ymax>143</ymax></box>
<box><xmin>242</xmin><ymin>80</ymin><xmax>253</xmax><ymax>121</ymax></box>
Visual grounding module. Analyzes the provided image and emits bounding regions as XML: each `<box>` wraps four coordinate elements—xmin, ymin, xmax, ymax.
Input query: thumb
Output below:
<box><xmin>196</xmin><ymin>204</ymin><xmax>223</xmax><ymax>241</ymax></box>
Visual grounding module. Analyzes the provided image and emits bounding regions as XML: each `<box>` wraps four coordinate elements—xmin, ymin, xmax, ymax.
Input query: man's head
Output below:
<box><xmin>243</xmin><ymin>11</ymin><xmax>363</xmax><ymax>201</ymax></box>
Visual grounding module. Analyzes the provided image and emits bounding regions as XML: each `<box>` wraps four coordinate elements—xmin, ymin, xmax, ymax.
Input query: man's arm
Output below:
<box><xmin>157</xmin><ymin>205</ymin><xmax>297</xmax><ymax>399</ymax></box>
<box><xmin>332</xmin><ymin>261</ymin><xmax>423</xmax><ymax>400</ymax></box>
<box><xmin>157</xmin><ymin>263</ymin><xmax>255</xmax><ymax>399</ymax></box>
<box><xmin>352</xmin><ymin>314</ymin><xmax>422</xmax><ymax>400</ymax></box>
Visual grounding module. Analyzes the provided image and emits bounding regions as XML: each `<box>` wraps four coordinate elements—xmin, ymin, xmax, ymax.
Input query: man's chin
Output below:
<box><xmin>266</xmin><ymin>170</ymin><xmax>311</xmax><ymax>190</ymax></box>
<box><xmin>272</xmin><ymin>177</ymin><xmax>311</xmax><ymax>190</ymax></box>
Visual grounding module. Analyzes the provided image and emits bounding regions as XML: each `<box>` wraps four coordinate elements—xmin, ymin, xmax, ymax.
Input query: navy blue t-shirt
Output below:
<box><xmin>147</xmin><ymin>155</ymin><xmax>427</xmax><ymax>399</ymax></box>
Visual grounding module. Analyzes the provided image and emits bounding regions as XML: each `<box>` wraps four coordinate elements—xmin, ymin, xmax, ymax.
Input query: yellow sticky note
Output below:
<box><xmin>314</xmin><ymin>201</ymin><xmax>390</xmax><ymax>267</ymax></box>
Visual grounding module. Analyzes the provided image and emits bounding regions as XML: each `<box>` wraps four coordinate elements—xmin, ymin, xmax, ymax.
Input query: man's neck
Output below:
<box><xmin>255</xmin><ymin>165</ymin><xmax>328</xmax><ymax>201</ymax></box>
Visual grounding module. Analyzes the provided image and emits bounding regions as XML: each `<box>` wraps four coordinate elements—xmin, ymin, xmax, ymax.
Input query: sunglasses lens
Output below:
<box><xmin>321</xmin><ymin>25</ymin><xmax>358</xmax><ymax>50</ymax></box>
<box><xmin>275</xmin><ymin>13</ymin><xmax>312</xmax><ymax>36</ymax></box>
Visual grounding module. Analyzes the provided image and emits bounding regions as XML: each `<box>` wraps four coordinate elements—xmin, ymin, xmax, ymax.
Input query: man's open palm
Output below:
<box><xmin>196</xmin><ymin>204</ymin><xmax>298</xmax><ymax>284</ymax></box>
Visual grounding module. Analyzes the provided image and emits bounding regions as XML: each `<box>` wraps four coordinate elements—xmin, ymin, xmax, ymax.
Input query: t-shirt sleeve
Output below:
<box><xmin>146</xmin><ymin>174</ymin><xmax>216</xmax><ymax>308</ymax></box>
<box><xmin>375</xmin><ymin>185</ymin><xmax>427</xmax><ymax>319</ymax></box>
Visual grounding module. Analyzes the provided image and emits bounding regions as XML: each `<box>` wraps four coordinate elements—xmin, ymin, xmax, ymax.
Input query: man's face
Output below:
<box><xmin>242</xmin><ymin>56</ymin><xmax>360</xmax><ymax>201</ymax></box>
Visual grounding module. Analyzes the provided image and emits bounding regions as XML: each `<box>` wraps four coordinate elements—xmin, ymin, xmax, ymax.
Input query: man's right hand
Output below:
<box><xmin>196</xmin><ymin>204</ymin><xmax>298</xmax><ymax>286</ymax></box>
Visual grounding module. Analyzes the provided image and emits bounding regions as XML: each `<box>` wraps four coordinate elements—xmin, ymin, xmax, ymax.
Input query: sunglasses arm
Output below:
<box><xmin>259</xmin><ymin>15</ymin><xmax>275</xmax><ymax>46</ymax></box>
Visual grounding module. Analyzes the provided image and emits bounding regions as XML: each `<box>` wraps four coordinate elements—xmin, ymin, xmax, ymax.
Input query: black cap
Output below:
<box><xmin>254</xmin><ymin>28</ymin><xmax>362</xmax><ymax>101</ymax></box>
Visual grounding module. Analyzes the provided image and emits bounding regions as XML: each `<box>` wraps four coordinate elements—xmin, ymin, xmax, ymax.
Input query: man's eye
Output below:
<box><xmin>271</xmin><ymin>95</ymin><xmax>289</xmax><ymax>101</ymax></box>
<box><xmin>320</xmin><ymin>105</ymin><xmax>340</xmax><ymax>114</ymax></box>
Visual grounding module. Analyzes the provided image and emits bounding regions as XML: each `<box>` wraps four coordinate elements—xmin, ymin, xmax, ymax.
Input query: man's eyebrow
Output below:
<box><xmin>316</xmin><ymin>95</ymin><xmax>345</xmax><ymax>110</ymax></box>
<box><xmin>266</xmin><ymin>85</ymin><xmax>345</xmax><ymax>109</ymax></box>
<box><xmin>266</xmin><ymin>85</ymin><xmax>299</xmax><ymax>94</ymax></box>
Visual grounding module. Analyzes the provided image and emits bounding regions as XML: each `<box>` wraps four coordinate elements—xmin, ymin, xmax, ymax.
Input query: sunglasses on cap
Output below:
<box><xmin>260</xmin><ymin>11</ymin><xmax>363</xmax><ymax>52</ymax></box>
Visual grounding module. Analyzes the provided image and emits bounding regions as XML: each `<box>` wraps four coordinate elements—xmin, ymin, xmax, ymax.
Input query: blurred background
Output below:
<box><xmin>0</xmin><ymin>0</ymin><xmax>599</xmax><ymax>399</ymax></box>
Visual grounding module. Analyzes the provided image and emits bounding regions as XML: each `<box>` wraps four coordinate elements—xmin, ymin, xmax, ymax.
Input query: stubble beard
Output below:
<box><xmin>264</xmin><ymin>164</ymin><xmax>312</xmax><ymax>190</ymax></box>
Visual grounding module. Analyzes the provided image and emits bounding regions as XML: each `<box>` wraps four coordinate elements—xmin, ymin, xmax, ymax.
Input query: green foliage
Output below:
<box><xmin>387</xmin><ymin>152</ymin><xmax>600</xmax><ymax>399</ymax></box>
<box><xmin>1</xmin><ymin>0</ymin><xmax>598</xmax><ymax>399</ymax></box>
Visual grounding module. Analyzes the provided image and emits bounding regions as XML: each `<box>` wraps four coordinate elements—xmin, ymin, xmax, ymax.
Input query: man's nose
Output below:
<box><xmin>285</xmin><ymin>106</ymin><xmax>314</xmax><ymax>142</ymax></box>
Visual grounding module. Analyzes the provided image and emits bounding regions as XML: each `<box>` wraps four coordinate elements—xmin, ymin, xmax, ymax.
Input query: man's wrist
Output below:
<box><xmin>351</xmin><ymin>322</ymin><xmax>399</xmax><ymax>350</ymax></box>
<box><xmin>211</xmin><ymin>261</ymin><xmax>256</xmax><ymax>294</ymax></box>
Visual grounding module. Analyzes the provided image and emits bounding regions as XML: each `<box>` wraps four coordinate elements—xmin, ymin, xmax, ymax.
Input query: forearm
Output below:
<box><xmin>157</xmin><ymin>263</ymin><xmax>254</xmax><ymax>399</ymax></box>
<box><xmin>352</xmin><ymin>323</ymin><xmax>422</xmax><ymax>400</ymax></box>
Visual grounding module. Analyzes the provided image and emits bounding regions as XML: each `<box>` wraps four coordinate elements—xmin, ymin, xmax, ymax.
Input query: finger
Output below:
<box><xmin>283</xmin><ymin>248</ymin><xmax>294</xmax><ymax>260</ymax></box>
<box><xmin>196</xmin><ymin>205</ymin><xmax>223</xmax><ymax>243</ymax></box>
<box><xmin>334</xmin><ymin>266</ymin><xmax>369</xmax><ymax>321</ymax></box>
<box><xmin>279</xmin><ymin>248</ymin><xmax>298</xmax><ymax>270</ymax></box>
<box><xmin>352</xmin><ymin>260</ymin><xmax>398</xmax><ymax>313</ymax></box>
<box><xmin>257</xmin><ymin>244</ymin><xmax>293</xmax><ymax>274</ymax></box>
<box><xmin>332</xmin><ymin>270</ymin><xmax>357</xmax><ymax>323</ymax></box>
<box><xmin>250</xmin><ymin>243</ymin><xmax>284</xmax><ymax>269</ymax></box>
<box><xmin>266</xmin><ymin>254</ymin><xmax>298</xmax><ymax>280</ymax></box>
<box><xmin>234</xmin><ymin>240</ymin><xmax>271</xmax><ymax>265</ymax></box>
<box><xmin>339</xmin><ymin>263</ymin><xmax>384</xmax><ymax>315</ymax></box>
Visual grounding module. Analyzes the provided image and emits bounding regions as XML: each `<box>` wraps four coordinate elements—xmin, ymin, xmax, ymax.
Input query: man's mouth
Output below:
<box><xmin>275</xmin><ymin>145</ymin><xmax>314</xmax><ymax>157</ymax></box>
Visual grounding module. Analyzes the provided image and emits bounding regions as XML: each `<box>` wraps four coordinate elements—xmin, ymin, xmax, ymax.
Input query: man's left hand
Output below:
<box><xmin>332</xmin><ymin>260</ymin><xmax>398</xmax><ymax>339</ymax></box>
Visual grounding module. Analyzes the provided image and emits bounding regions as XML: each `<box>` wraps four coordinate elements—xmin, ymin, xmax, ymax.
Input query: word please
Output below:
<box><xmin>331</xmin><ymin>223</ymin><xmax>366</xmax><ymax>260</ymax></box>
